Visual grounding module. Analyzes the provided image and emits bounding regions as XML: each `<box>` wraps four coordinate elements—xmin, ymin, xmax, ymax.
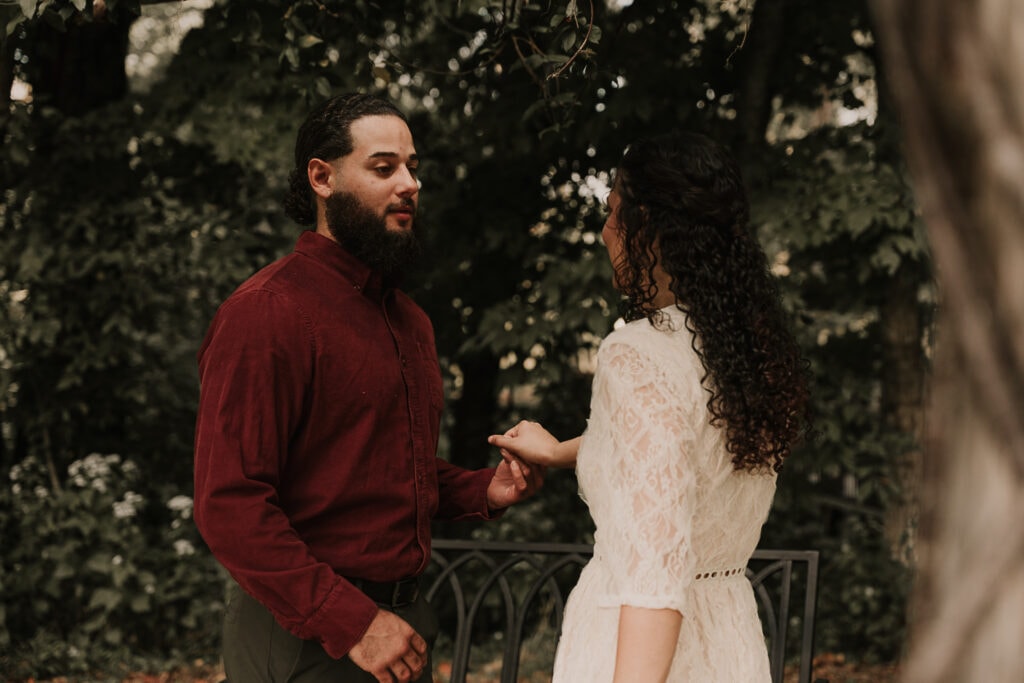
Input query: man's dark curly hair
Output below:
<box><xmin>283</xmin><ymin>93</ymin><xmax>408</xmax><ymax>225</ymax></box>
<box><xmin>614</xmin><ymin>130</ymin><xmax>809</xmax><ymax>472</ymax></box>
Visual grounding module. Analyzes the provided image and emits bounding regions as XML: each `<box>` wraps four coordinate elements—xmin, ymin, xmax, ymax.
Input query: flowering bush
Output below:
<box><xmin>0</xmin><ymin>453</ymin><xmax>226</xmax><ymax>679</ymax></box>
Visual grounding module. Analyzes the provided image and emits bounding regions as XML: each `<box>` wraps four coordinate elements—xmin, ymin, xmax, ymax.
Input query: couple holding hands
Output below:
<box><xmin>194</xmin><ymin>93</ymin><xmax>809</xmax><ymax>683</ymax></box>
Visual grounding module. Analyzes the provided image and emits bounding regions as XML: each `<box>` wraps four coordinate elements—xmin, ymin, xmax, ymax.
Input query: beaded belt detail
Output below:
<box><xmin>693</xmin><ymin>566</ymin><xmax>746</xmax><ymax>580</ymax></box>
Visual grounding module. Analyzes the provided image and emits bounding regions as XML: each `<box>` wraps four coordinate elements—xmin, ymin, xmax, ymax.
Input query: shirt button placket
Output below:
<box><xmin>384</xmin><ymin>298</ymin><xmax>432</xmax><ymax>568</ymax></box>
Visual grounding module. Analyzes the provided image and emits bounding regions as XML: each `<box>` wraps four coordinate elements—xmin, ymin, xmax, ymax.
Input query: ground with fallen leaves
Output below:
<box><xmin>22</xmin><ymin>652</ymin><xmax>900</xmax><ymax>682</ymax></box>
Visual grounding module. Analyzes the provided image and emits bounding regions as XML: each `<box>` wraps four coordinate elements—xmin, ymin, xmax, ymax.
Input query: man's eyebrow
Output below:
<box><xmin>367</xmin><ymin>151</ymin><xmax>419</xmax><ymax>163</ymax></box>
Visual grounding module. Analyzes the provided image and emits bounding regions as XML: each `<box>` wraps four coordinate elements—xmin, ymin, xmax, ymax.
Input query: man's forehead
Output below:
<box><xmin>348</xmin><ymin>115</ymin><xmax>415</xmax><ymax>157</ymax></box>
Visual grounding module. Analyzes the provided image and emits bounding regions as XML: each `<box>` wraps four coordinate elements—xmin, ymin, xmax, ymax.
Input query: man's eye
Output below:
<box><xmin>375</xmin><ymin>166</ymin><xmax>392</xmax><ymax>175</ymax></box>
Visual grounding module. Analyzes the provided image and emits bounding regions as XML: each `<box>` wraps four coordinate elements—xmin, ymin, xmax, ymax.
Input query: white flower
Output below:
<box><xmin>166</xmin><ymin>494</ymin><xmax>192</xmax><ymax>510</ymax></box>
<box><xmin>112</xmin><ymin>491</ymin><xmax>145</xmax><ymax>519</ymax></box>
<box><xmin>11</xmin><ymin>483</ymin><xmax>21</xmax><ymax>495</ymax></box>
<box><xmin>173</xmin><ymin>539</ymin><xmax>196</xmax><ymax>556</ymax></box>
<box><xmin>166</xmin><ymin>495</ymin><xmax>193</xmax><ymax>519</ymax></box>
<box><xmin>113</xmin><ymin>501</ymin><xmax>135</xmax><ymax>519</ymax></box>
<box><xmin>112</xmin><ymin>555</ymin><xmax>123</xmax><ymax>566</ymax></box>
<box><xmin>81</xmin><ymin>453</ymin><xmax>111</xmax><ymax>479</ymax></box>
<box><xmin>33</xmin><ymin>486</ymin><xmax>48</xmax><ymax>499</ymax></box>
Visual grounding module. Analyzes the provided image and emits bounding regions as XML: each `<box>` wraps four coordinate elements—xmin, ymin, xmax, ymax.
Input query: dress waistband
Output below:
<box><xmin>693</xmin><ymin>566</ymin><xmax>746</xmax><ymax>581</ymax></box>
<box><xmin>591</xmin><ymin>548</ymin><xmax>748</xmax><ymax>582</ymax></box>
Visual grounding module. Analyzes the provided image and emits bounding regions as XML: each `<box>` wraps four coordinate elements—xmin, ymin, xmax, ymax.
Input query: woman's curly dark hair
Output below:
<box><xmin>613</xmin><ymin>131</ymin><xmax>810</xmax><ymax>472</ymax></box>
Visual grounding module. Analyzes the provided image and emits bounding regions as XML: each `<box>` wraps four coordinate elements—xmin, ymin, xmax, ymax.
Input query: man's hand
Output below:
<box><xmin>348</xmin><ymin>609</ymin><xmax>427</xmax><ymax>682</ymax></box>
<box><xmin>486</xmin><ymin>448</ymin><xmax>545</xmax><ymax>511</ymax></box>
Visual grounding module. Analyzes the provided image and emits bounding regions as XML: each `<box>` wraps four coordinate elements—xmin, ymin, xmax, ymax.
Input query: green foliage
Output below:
<box><xmin>0</xmin><ymin>453</ymin><xmax>225</xmax><ymax>678</ymax></box>
<box><xmin>0</xmin><ymin>92</ymin><xmax>290</xmax><ymax>474</ymax></box>
<box><xmin>1</xmin><ymin>29</ymin><xmax>291</xmax><ymax>674</ymax></box>
<box><xmin>3</xmin><ymin>0</ymin><xmax>141</xmax><ymax>34</ymax></box>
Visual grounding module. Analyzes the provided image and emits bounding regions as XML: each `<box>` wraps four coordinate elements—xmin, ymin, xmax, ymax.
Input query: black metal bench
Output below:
<box><xmin>426</xmin><ymin>539</ymin><xmax>820</xmax><ymax>683</ymax></box>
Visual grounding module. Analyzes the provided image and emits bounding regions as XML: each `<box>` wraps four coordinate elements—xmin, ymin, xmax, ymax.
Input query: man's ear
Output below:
<box><xmin>308</xmin><ymin>158</ymin><xmax>336</xmax><ymax>200</ymax></box>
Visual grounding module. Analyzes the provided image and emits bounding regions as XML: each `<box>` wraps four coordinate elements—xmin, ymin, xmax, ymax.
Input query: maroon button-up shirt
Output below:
<box><xmin>193</xmin><ymin>231</ymin><xmax>497</xmax><ymax>658</ymax></box>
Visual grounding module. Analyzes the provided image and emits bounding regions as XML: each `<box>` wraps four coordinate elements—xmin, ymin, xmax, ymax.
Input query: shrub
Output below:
<box><xmin>0</xmin><ymin>453</ymin><xmax>225</xmax><ymax>679</ymax></box>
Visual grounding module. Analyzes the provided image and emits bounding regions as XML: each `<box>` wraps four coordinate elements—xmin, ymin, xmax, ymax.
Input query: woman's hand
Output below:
<box><xmin>488</xmin><ymin>421</ymin><xmax>580</xmax><ymax>469</ymax></box>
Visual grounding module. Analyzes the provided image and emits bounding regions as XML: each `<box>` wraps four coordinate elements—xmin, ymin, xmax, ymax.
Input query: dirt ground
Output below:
<box><xmin>26</xmin><ymin>652</ymin><xmax>900</xmax><ymax>683</ymax></box>
<box><xmin>789</xmin><ymin>652</ymin><xmax>901</xmax><ymax>682</ymax></box>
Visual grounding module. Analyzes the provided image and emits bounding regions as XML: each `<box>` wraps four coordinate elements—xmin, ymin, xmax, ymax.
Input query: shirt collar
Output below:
<box><xmin>294</xmin><ymin>230</ymin><xmax>385</xmax><ymax>295</ymax></box>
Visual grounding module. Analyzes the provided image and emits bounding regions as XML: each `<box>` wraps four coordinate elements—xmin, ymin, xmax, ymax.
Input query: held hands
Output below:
<box><xmin>485</xmin><ymin>422</ymin><xmax>548</xmax><ymax>510</ymax></box>
<box><xmin>488</xmin><ymin>420</ymin><xmax>575</xmax><ymax>468</ymax></box>
<box><xmin>348</xmin><ymin>609</ymin><xmax>427</xmax><ymax>682</ymax></box>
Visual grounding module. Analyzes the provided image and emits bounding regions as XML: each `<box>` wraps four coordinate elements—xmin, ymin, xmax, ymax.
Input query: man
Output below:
<box><xmin>193</xmin><ymin>93</ymin><xmax>542</xmax><ymax>683</ymax></box>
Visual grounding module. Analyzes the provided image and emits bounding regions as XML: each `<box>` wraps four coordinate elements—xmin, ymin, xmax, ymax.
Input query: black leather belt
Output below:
<box><xmin>347</xmin><ymin>576</ymin><xmax>420</xmax><ymax>607</ymax></box>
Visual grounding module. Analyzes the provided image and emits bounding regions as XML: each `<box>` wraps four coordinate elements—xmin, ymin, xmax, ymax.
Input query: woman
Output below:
<box><xmin>489</xmin><ymin>131</ymin><xmax>809</xmax><ymax>682</ymax></box>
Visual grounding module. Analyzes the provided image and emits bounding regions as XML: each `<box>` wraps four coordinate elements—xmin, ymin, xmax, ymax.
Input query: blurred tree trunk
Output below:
<box><xmin>872</xmin><ymin>1</ymin><xmax>1024</xmax><ymax>681</ymax></box>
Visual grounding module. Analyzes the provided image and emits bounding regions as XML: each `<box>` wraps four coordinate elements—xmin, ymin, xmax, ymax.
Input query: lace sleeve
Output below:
<box><xmin>594</xmin><ymin>339</ymin><xmax>699</xmax><ymax>614</ymax></box>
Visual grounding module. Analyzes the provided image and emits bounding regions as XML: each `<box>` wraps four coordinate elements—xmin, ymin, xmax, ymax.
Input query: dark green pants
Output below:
<box><xmin>222</xmin><ymin>582</ymin><xmax>438</xmax><ymax>682</ymax></box>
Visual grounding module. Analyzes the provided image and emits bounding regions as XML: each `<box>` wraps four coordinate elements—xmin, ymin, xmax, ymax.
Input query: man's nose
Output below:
<box><xmin>396</xmin><ymin>166</ymin><xmax>418</xmax><ymax>197</ymax></box>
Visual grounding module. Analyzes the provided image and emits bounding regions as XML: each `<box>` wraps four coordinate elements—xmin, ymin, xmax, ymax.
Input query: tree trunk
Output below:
<box><xmin>871</xmin><ymin>1</ymin><xmax>1024</xmax><ymax>681</ymax></box>
<box><xmin>30</xmin><ymin>10</ymin><xmax>133</xmax><ymax>116</ymax></box>
<box><xmin>448</xmin><ymin>352</ymin><xmax>501</xmax><ymax>471</ymax></box>
<box><xmin>734</xmin><ymin>0</ymin><xmax>790</xmax><ymax>155</ymax></box>
<box><xmin>879</xmin><ymin>262</ymin><xmax>925</xmax><ymax>564</ymax></box>
<box><xmin>0</xmin><ymin>36</ymin><xmax>14</xmax><ymax>112</ymax></box>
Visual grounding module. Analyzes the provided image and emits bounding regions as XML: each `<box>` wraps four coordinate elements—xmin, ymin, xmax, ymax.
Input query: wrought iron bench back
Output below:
<box><xmin>426</xmin><ymin>539</ymin><xmax>819</xmax><ymax>683</ymax></box>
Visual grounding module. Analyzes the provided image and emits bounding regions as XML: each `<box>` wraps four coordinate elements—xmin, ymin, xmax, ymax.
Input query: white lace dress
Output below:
<box><xmin>552</xmin><ymin>307</ymin><xmax>776</xmax><ymax>682</ymax></box>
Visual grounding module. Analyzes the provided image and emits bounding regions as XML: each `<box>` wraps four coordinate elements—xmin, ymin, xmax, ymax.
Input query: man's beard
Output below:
<box><xmin>324</xmin><ymin>191</ymin><xmax>422</xmax><ymax>279</ymax></box>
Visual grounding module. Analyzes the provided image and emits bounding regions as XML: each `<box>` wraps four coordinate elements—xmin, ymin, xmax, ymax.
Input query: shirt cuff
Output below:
<box><xmin>477</xmin><ymin>466</ymin><xmax>507</xmax><ymax>519</ymax></box>
<box><xmin>297</xmin><ymin>576</ymin><xmax>380</xmax><ymax>659</ymax></box>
